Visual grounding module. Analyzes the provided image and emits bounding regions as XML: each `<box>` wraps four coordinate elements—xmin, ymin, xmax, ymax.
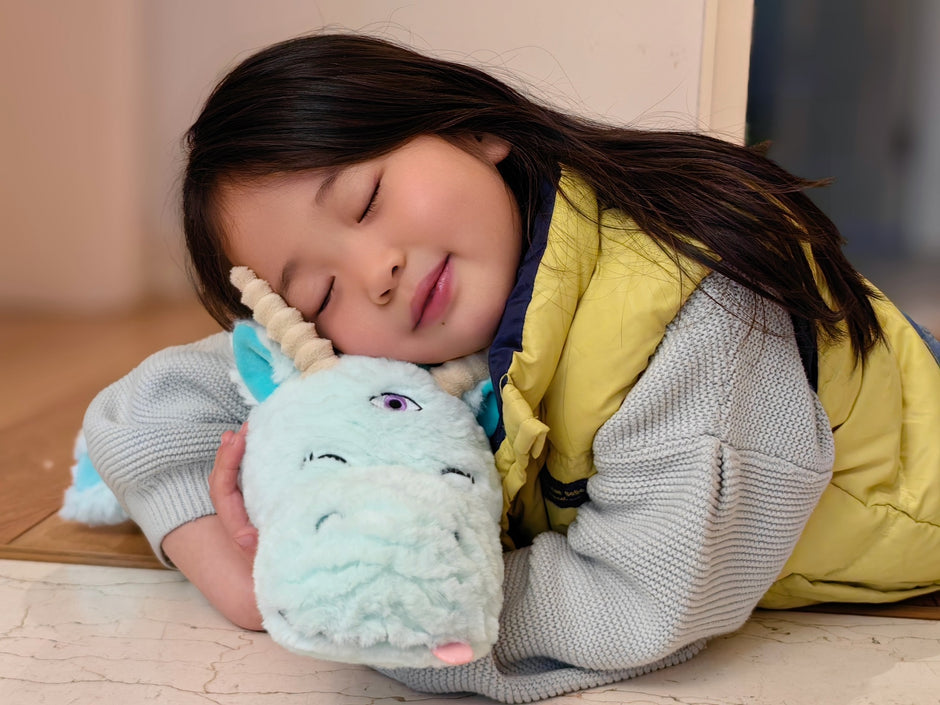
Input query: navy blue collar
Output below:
<box><xmin>485</xmin><ymin>180</ymin><xmax>558</xmax><ymax>449</ymax></box>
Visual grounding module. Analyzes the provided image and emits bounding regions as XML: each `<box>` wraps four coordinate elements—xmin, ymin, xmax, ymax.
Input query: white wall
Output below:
<box><xmin>0</xmin><ymin>0</ymin><xmax>753</xmax><ymax>312</ymax></box>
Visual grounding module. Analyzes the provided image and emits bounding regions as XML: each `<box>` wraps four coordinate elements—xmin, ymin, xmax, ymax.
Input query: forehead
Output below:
<box><xmin>217</xmin><ymin>170</ymin><xmax>332</xmax><ymax>268</ymax></box>
<box><xmin>219</xmin><ymin>170</ymin><xmax>331</xmax><ymax>227</ymax></box>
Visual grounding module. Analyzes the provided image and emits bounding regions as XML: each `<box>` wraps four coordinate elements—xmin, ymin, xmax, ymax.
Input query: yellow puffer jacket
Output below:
<box><xmin>490</xmin><ymin>172</ymin><xmax>940</xmax><ymax>607</ymax></box>
<box><xmin>763</xmin><ymin>289</ymin><xmax>940</xmax><ymax>607</ymax></box>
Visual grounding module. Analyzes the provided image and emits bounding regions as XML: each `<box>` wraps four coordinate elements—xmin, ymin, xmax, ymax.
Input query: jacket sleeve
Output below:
<box><xmin>383</xmin><ymin>274</ymin><xmax>835</xmax><ymax>702</ymax></box>
<box><xmin>82</xmin><ymin>332</ymin><xmax>251</xmax><ymax>565</ymax></box>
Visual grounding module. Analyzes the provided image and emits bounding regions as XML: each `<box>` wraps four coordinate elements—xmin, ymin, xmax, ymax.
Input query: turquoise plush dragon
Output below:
<box><xmin>62</xmin><ymin>267</ymin><xmax>505</xmax><ymax>669</ymax></box>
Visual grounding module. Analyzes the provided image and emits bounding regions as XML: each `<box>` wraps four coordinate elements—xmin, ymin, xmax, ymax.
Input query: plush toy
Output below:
<box><xmin>59</xmin><ymin>432</ymin><xmax>129</xmax><ymax>526</ymax></box>
<box><xmin>227</xmin><ymin>267</ymin><xmax>504</xmax><ymax>668</ymax></box>
<box><xmin>62</xmin><ymin>268</ymin><xmax>505</xmax><ymax>670</ymax></box>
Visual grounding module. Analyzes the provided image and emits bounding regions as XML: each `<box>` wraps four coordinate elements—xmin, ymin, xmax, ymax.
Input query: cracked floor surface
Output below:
<box><xmin>2</xmin><ymin>559</ymin><xmax>939</xmax><ymax>705</ymax></box>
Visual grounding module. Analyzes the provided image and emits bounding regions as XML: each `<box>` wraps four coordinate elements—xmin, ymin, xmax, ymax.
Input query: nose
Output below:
<box><xmin>364</xmin><ymin>245</ymin><xmax>405</xmax><ymax>305</ymax></box>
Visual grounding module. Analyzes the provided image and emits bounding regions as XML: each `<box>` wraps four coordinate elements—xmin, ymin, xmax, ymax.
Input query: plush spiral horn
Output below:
<box><xmin>230</xmin><ymin>266</ymin><xmax>338</xmax><ymax>376</ymax></box>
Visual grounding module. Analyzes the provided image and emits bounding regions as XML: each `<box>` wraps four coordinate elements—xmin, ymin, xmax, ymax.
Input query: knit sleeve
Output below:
<box><xmin>82</xmin><ymin>333</ymin><xmax>251</xmax><ymax>566</ymax></box>
<box><xmin>383</xmin><ymin>274</ymin><xmax>835</xmax><ymax>702</ymax></box>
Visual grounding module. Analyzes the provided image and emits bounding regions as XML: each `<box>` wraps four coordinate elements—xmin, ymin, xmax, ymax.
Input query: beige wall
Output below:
<box><xmin>0</xmin><ymin>0</ymin><xmax>753</xmax><ymax>312</ymax></box>
<box><xmin>1</xmin><ymin>0</ymin><xmax>145</xmax><ymax>311</ymax></box>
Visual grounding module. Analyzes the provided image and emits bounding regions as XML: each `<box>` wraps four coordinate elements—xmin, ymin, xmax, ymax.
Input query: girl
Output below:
<box><xmin>83</xmin><ymin>33</ymin><xmax>940</xmax><ymax>702</ymax></box>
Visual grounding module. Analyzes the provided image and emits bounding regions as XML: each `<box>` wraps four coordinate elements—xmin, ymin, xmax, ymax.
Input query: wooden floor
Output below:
<box><xmin>1</xmin><ymin>291</ymin><xmax>939</xmax><ymax>619</ymax></box>
<box><xmin>0</xmin><ymin>299</ymin><xmax>219</xmax><ymax>569</ymax></box>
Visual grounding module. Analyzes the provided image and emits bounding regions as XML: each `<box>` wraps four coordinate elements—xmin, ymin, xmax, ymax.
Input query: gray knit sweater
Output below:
<box><xmin>83</xmin><ymin>274</ymin><xmax>834</xmax><ymax>702</ymax></box>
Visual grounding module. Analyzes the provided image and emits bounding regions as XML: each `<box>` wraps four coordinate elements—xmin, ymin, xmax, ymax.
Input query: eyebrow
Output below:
<box><xmin>315</xmin><ymin>168</ymin><xmax>342</xmax><ymax>207</ymax></box>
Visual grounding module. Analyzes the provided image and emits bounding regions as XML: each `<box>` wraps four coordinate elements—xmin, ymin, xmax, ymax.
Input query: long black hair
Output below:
<box><xmin>183</xmin><ymin>32</ymin><xmax>882</xmax><ymax>359</ymax></box>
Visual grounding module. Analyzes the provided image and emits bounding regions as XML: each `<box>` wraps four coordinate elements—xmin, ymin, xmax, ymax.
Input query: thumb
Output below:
<box><xmin>234</xmin><ymin>527</ymin><xmax>259</xmax><ymax>560</ymax></box>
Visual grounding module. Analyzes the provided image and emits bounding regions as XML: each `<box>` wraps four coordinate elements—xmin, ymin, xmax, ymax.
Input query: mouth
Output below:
<box><xmin>411</xmin><ymin>256</ymin><xmax>452</xmax><ymax>329</ymax></box>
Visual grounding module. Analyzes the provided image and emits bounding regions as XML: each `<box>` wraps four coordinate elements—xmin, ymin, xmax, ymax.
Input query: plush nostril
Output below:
<box><xmin>441</xmin><ymin>467</ymin><xmax>474</xmax><ymax>483</ymax></box>
<box><xmin>453</xmin><ymin>531</ymin><xmax>460</xmax><ymax>543</ymax></box>
<box><xmin>315</xmin><ymin>512</ymin><xmax>340</xmax><ymax>531</ymax></box>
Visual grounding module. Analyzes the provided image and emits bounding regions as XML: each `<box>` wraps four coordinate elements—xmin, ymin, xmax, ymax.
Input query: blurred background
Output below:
<box><xmin>0</xmin><ymin>0</ymin><xmax>937</xmax><ymax>329</ymax></box>
<box><xmin>748</xmin><ymin>0</ymin><xmax>940</xmax><ymax>329</ymax></box>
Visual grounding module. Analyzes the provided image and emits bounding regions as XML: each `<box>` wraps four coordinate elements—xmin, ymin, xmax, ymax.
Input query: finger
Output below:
<box><xmin>226</xmin><ymin>424</ymin><xmax>258</xmax><ymax>560</ymax></box>
<box><xmin>210</xmin><ymin>423</ymin><xmax>249</xmax><ymax>487</ymax></box>
<box><xmin>210</xmin><ymin>430</ymin><xmax>254</xmax><ymax>544</ymax></box>
<box><xmin>210</xmin><ymin>429</ymin><xmax>245</xmax><ymax>492</ymax></box>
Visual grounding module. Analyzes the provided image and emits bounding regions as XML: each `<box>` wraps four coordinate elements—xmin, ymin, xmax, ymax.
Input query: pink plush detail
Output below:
<box><xmin>432</xmin><ymin>642</ymin><xmax>475</xmax><ymax>665</ymax></box>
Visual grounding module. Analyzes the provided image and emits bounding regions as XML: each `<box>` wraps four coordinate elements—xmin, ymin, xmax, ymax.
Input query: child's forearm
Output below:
<box><xmin>163</xmin><ymin>514</ymin><xmax>263</xmax><ymax>631</ymax></box>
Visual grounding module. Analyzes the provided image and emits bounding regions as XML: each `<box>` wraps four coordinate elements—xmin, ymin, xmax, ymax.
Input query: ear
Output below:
<box><xmin>476</xmin><ymin>134</ymin><xmax>511</xmax><ymax>165</ymax></box>
<box><xmin>231</xmin><ymin>321</ymin><xmax>298</xmax><ymax>403</ymax></box>
<box><xmin>463</xmin><ymin>379</ymin><xmax>499</xmax><ymax>437</ymax></box>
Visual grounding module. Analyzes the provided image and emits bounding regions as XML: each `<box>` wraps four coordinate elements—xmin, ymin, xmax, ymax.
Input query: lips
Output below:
<box><xmin>411</xmin><ymin>256</ymin><xmax>452</xmax><ymax>329</ymax></box>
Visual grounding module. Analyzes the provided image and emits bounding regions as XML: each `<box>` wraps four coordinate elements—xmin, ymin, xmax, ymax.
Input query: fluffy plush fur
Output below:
<box><xmin>62</xmin><ymin>265</ymin><xmax>504</xmax><ymax>669</ymax></box>
<box><xmin>60</xmin><ymin>432</ymin><xmax>128</xmax><ymax>525</ymax></box>
<box><xmin>233</xmin><ymin>322</ymin><xmax>504</xmax><ymax>668</ymax></box>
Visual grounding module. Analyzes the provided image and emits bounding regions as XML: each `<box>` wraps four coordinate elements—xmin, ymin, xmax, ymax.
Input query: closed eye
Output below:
<box><xmin>303</xmin><ymin>452</ymin><xmax>347</xmax><ymax>464</ymax></box>
<box><xmin>441</xmin><ymin>467</ymin><xmax>474</xmax><ymax>483</ymax></box>
<box><xmin>358</xmin><ymin>179</ymin><xmax>380</xmax><ymax>222</ymax></box>
<box><xmin>317</xmin><ymin>277</ymin><xmax>335</xmax><ymax>315</ymax></box>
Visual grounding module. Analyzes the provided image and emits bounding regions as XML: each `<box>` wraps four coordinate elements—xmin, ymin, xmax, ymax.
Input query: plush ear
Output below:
<box><xmin>427</xmin><ymin>351</ymin><xmax>497</xmax><ymax>436</ymax></box>
<box><xmin>231</xmin><ymin>321</ymin><xmax>299</xmax><ymax>403</ymax></box>
<box><xmin>464</xmin><ymin>379</ymin><xmax>499</xmax><ymax>437</ymax></box>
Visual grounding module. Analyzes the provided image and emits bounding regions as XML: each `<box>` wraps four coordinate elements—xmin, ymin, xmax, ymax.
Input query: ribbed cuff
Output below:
<box><xmin>122</xmin><ymin>460</ymin><xmax>217</xmax><ymax>567</ymax></box>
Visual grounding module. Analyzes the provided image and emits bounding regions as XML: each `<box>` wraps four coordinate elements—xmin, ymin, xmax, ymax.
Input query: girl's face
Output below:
<box><xmin>221</xmin><ymin>135</ymin><xmax>522</xmax><ymax>364</ymax></box>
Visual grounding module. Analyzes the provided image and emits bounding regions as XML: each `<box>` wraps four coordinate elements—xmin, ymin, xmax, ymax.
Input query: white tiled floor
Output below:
<box><xmin>2</xmin><ymin>559</ymin><xmax>939</xmax><ymax>705</ymax></box>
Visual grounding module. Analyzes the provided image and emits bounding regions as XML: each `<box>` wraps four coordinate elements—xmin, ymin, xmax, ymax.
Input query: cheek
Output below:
<box><xmin>318</xmin><ymin>308</ymin><xmax>390</xmax><ymax>357</ymax></box>
<box><xmin>398</xmin><ymin>178</ymin><xmax>440</xmax><ymax>228</ymax></box>
<box><xmin>483</xmin><ymin>178</ymin><xmax>522</xmax><ymax>251</ymax></box>
<box><xmin>491</xmin><ymin>202</ymin><xmax>523</xmax><ymax>289</ymax></box>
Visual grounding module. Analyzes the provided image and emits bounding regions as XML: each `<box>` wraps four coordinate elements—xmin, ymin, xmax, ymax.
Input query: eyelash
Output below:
<box><xmin>318</xmin><ymin>178</ymin><xmax>378</xmax><ymax>316</ymax></box>
<box><xmin>317</xmin><ymin>277</ymin><xmax>334</xmax><ymax>315</ymax></box>
<box><xmin>358</xmin><ymin>180</ymin><xmax>380</xmax><ymax>222</ymax></box>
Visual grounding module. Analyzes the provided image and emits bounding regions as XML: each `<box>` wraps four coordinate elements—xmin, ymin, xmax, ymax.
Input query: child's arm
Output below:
<box><xmin>383</xmin><ymin>274</ymin><xmax>835</xmax><ymax>702</ymax></box>
<box><xmin>163</xmin><ymin>426</ymin><xmax>262</xmax><ymax>630</ymax></box>
<box><xmin>83</xmin><ymin>333</ymin><xmax>257</xmax><ymax>627</ymax></box>
<box><xmin>163</xmin><ymin>515</ymin><xmax>260</xmax><ymax>630</ymax></box>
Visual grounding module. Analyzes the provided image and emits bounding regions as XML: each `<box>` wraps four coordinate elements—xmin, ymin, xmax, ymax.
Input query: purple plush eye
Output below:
<box><xmin>370</xmin><ymin>393</ymin><xmax>422</xmax><ymax>411</ymax></box>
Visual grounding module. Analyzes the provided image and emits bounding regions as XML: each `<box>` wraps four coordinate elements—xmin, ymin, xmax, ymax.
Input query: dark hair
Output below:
<box><xmin>183</xmin><ymin>32</ymin><xmax>883</xmax><ymax>359</ymax></box>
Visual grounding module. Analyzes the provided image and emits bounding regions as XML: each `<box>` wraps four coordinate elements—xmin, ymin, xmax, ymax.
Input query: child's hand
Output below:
<box><xmin>210</xmin><ymin>424</ymin><xmax>258</xmax><ymax>561</ymax></box>
<box><xmin>162</xmin><ymin>423</ymin><xmax>263</xmax><ymax>630</ymax></box>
